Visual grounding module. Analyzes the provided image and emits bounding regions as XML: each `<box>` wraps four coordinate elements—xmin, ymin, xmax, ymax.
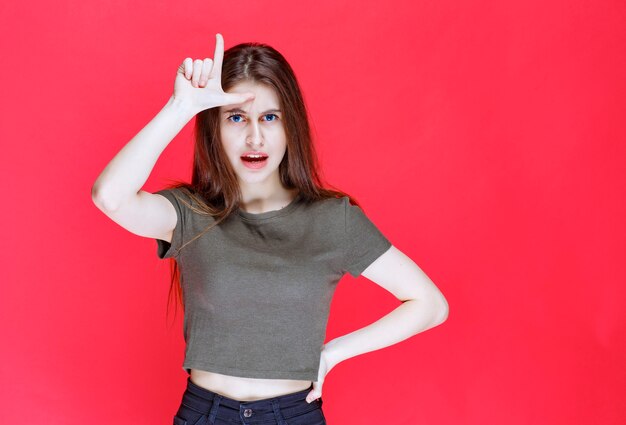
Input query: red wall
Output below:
<box><xmin>1</xmin><ymin>0</ymin><xmax>624</xmax><ymax>424</ymax></box>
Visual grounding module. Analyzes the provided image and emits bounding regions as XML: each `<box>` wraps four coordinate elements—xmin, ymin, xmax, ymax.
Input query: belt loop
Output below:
<box><xmin>271</xmin><ymin>399</ymin><xmax>287</xmax><ymax>425</ymax></box>
<box><xmin>207</xmin><ymin>394</ymin><xmax>222</xmax><ymax>425</ymax></box>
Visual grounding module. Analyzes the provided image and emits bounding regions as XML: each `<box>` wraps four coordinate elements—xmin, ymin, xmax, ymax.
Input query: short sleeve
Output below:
<box><xmin>341</xmin><ymin>197</ymin><xmax>392</xmax><ymax>277</ymax></box>
<box><xmin>154</xmin><ymin>188</ymin><xmax>189</xmax><ymax>259</ymax></box>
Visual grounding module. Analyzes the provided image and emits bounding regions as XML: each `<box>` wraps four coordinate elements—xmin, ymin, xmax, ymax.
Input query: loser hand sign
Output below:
<box><xmin>173</xmin><ymin>33</ymin><xmax>255</xmax><ymax>114</ymax></box>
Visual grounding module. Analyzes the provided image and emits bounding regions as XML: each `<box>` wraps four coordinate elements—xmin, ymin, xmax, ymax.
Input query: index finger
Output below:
<box><xmin>210</xmin><ymin>33</ymin><xmax>224</xmax><ymax>80</ymax></box>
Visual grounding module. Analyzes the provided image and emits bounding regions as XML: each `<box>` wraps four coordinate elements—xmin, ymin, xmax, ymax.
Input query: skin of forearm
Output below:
<box><xmin>92</xmin><ymin>96</ymin><xmax>197</xmax><ymax>211</ymax></box>
<box><xmin>324</xmin><ymin>298</ymin><xmax>448</xmax><ymax>369</ymax></box>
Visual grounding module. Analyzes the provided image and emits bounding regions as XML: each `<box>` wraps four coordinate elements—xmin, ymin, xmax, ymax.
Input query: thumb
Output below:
<box><xmin>227</xmin><ymin>91</ymin><xmax>255</xmax><ymax>104</ymax></box>
<box><xmin>305</xmin><ymin>381</ymin><xmax>322</xmax><ymax>403</ymax></box>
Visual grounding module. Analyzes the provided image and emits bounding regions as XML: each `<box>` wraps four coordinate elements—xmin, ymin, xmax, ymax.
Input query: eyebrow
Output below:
<box><xmin>222</xmin><ymin>108</ymin><xmax>281</xmax><ymax>115</ymax></box>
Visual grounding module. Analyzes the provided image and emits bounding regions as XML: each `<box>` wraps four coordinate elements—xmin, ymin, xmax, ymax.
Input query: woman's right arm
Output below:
<box><xmin>91</xmin><ymin>96</ymin><xmax>196</xmax><ymax>242</ymax></box>
<box><xmin>91</xmin><ymin>33</ymin><xmax>255</xmax><ymax>243</ymax></box>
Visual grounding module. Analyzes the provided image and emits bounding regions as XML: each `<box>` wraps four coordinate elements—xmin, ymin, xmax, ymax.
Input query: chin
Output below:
<box><xmin>237</xmin><ymin>170</ymin><xmax>275</xmax><ymax>183</ymax></box>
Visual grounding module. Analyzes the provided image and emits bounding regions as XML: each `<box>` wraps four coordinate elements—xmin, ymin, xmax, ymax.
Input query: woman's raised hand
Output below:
<box><xmin>173</xmin><ymin>34</ymin><xmax>255</xmax><ymax>114</ymax></box>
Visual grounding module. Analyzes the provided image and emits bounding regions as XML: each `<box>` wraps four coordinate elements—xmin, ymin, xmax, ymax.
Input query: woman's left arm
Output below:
<box><xmin>324</xmin><ymin>244</ymin><xmax>449</xmax><ymax>369</ymax></box>
<box><xmin>305</xmin><ymin>245</ymin><xmax>449</xmax><ymax>402</ymax></box>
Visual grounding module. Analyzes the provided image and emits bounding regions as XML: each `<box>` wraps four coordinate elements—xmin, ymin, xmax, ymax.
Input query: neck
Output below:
<box><xmin>238</xmin><ymin>186</ymin><xmax>299</xmax><ymax>214</ymax></box>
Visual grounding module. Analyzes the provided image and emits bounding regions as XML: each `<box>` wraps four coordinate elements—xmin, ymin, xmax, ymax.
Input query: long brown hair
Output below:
<box><xmin>163</xmin><ymin>42</ymin><xmax>361</xmax><ymax>324</ymax></box>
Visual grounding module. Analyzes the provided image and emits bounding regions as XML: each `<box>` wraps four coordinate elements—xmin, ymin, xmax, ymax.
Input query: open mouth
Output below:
<box><xmin>240</xmin><ymin>153</ymin><xmax>269</xmax><ymax>169</ymax></box>
<box><xmin>241</xmin><ymin>155</ymin><xmax>268</xmax><ymax>163</ymax></box>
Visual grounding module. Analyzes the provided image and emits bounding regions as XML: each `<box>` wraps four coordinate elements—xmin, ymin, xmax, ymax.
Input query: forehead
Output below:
<box><xmin>220</xmin><ymin>81</ymin><xmax>280</xmax><ymax>113</ymax></box>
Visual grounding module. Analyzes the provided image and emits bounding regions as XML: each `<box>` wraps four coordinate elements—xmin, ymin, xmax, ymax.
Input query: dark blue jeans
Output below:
<box><xmin>173</xmin><ymin>377</ymin><xmax>327</xmax><ymax>425</ymax></box>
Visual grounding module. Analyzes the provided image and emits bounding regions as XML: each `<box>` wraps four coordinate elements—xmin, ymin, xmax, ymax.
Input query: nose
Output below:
<box><xmin>246</xmin><ymin>121</ymin><xmax>264</xmax><ymax>147</ymax></box>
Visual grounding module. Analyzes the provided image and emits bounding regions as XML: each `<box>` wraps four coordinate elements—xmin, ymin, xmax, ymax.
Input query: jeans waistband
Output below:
<box><xmin>185</xmin><ymin>376</ymin><xmax>314</xmax><ymax>410</ymax></box>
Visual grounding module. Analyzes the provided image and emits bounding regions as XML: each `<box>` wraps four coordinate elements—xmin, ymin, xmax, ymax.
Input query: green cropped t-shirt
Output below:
<box><xmin>155</xmin><ymin>188</ymin><xmax>392</xmax><ymax>381</ymax></box>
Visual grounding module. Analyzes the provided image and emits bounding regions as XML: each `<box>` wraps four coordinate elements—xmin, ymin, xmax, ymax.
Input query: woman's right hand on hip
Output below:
<box><xmin>172</xmin><ymin>33</ymin><xmax>255</xmax><ymax>114</ymax></box>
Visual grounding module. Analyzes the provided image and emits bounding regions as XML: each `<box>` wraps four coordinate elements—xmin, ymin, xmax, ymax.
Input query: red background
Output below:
<box><xmin>1</xmin><ymin>0</ymin><xmax>624</xmax><ymax>424</ymax></box>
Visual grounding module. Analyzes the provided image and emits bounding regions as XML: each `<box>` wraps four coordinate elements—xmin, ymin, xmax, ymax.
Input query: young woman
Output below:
<box><xmin>92</xmin><ymin>33</ymin><xmax>449</xmax><ymax>425</ymax></box>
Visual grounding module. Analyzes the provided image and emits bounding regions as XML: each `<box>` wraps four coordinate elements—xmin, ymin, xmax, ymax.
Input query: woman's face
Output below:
<box><xmin>219</xmin><ymin>80</ymin><xmax>287</xmax><ymax>192</ymax></box>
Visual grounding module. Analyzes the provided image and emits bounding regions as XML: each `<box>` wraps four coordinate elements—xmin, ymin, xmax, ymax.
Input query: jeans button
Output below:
<box><xmin>243</xmin><ymin>408</ymin><xmax>253</xmax><ymax>418</ymax></box>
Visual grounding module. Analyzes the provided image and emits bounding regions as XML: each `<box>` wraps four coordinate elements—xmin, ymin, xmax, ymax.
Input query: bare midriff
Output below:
<box><xmin>190</xmin><ymin>369</ymin><xmax>313</xmax><ymax>401</ymax></box>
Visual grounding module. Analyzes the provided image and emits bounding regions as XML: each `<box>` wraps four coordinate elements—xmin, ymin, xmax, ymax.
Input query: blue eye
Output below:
<box><xmin>263</xmin><ymin>114</ymin><xmax>278</xmax><ymax>122</ymax></box>
<box><xmin>227</xmin><ymin>114</ymin><xmax>244</xmax><ymax>123</ymax></box>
